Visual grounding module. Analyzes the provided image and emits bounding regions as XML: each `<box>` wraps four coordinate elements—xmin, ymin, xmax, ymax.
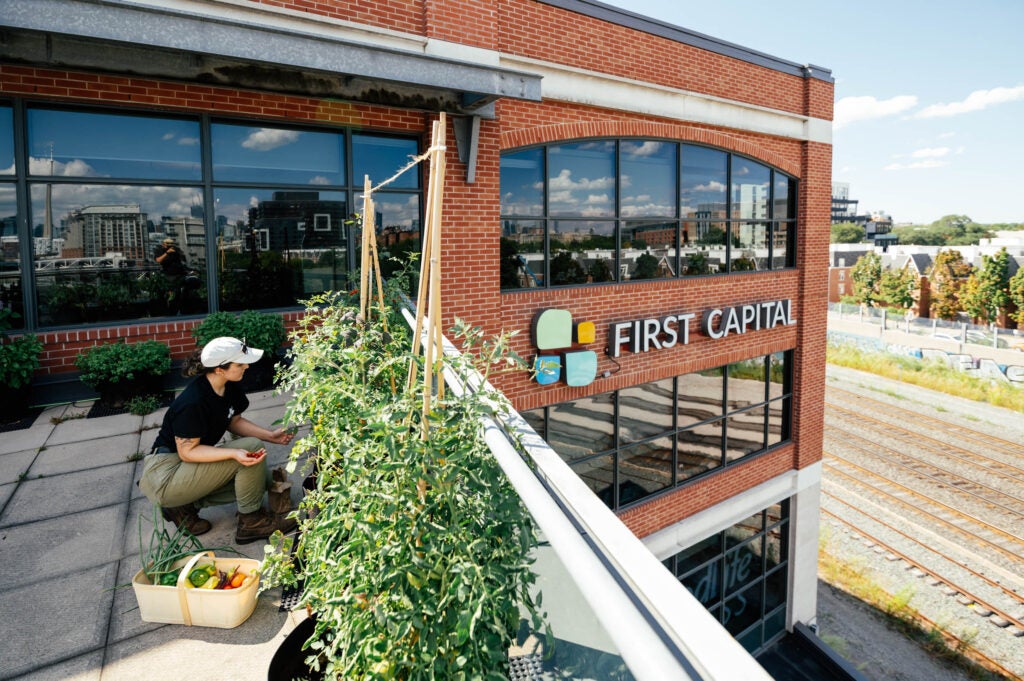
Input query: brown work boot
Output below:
<box><xmin>162</xmin><ymin>504</ymin><xmax>212</xmax><ymax>536</ymax></box>
<box><xmin>235</xmin><ymin>508</ymin><xmax>297</xmax><ymax>545</ymax></box>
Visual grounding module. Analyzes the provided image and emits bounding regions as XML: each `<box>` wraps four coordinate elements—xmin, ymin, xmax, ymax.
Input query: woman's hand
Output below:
<box><xmin>236</xmin><ymin>447</ymin><xmax>266</xmax><ymax>466</ymax></box>
<box><xmin>265</xmin><ymin>428</ymin><xmax>294</xmax><ymax>446</ymax></box>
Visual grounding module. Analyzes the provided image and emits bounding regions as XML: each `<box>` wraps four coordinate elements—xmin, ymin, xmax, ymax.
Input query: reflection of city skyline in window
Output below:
<box><xmin>2</xmin><ymin>104</ymin><xmax>422</xmax><ymax>327</ymax></box>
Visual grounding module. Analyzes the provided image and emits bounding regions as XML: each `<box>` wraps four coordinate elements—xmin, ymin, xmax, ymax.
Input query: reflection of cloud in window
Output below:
<box><xmin>621</xmin><ymin>141</ymin><xmax>663</xmax><ymax>157</ymax></box>
<box><xmin>43</xmin><ymin>183</ymin><xmax>201</xmax><ymax>218</ymax></box>
<box><xmin>548</xmin><ymin>169</ymin><xmax>614</xmax><ymax>192</ymax></box>
<box><xmin>178</xmin><ymin>137</ymin><xmax>200</xmax><ymax>146</ymax></box>
<box><xmin>162</xmin><ymin>133</ymin><xmax>175</xmax><ymax>141</ymax></box>
<box><xmin>733</xmin><ymin>165</ymin><xmax>750</xmax><ymax>176</ymax></box>
<box><xmin>29</xmin><ymin>156</ymin><xmax>98</xmax><ymax>177</ymax></box>
<box><xmin>621</xmin><ymin>202</ymin><xmax>673</xmax><ymax>217</ymax></box>
<box><xmin>691</xmin><ymin>181</ymin><xmax>726</xmax><ymax>193</ymax></box>
<box><xmin>581</xmin><ymin>206</ymin><xmax>611</xmax><ymax>218</ymax></box>
<box><xmin>585</xmin><ymin>194</ymin><xmax>610</xmax><ymax>205</ymax></box>
<box><xmin>309</xmin><ymin>176</ymin><xmax>331</xmax><ymax>185</ymax></box>
<box><xmin>550</xmin><ymin>190</ymin><xmax>575</xmax><ymax>205</ymax></box>
<box><xmin>241</xmin><ymin>128</ymin><xmax>300</xmax><ymax>151</ymax></box>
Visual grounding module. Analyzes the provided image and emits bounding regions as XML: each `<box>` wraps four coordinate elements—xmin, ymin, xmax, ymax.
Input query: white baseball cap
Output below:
<box><xmin>200</xmin><ymin>337</ymin><xmax>264</xmax><ymax>367</ymax></box>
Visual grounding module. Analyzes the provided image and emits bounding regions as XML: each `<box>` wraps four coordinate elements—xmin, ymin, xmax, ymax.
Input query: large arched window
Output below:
<box><xmin>500</xmin><ymin>140</ymin><xmax>796</xmax><ymax>290</ymax></box>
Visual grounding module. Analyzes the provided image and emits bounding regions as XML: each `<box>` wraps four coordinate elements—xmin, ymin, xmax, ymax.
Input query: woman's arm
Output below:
<box><xmin>227</xmin><ymin>415</ymin><xmax>294</xmax><ymax>446</ymax></box>
<box><xmin>176</xmin><ymin>436</ymin><xmax>264</xmax><ymax>466</ymax></box>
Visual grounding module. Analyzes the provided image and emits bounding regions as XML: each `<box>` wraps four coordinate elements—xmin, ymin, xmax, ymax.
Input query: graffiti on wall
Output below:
<box><xmin>827</xmin><ymin>331</ymin><xmax>1024</xmax><ymax>386</ymax></box>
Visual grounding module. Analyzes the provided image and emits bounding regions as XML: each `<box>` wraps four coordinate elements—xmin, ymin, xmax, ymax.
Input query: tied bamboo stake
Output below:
<box><xmin>406</xmin><ymin>114</ymin><xmax>447</xmax><ymax>437</ymax></box>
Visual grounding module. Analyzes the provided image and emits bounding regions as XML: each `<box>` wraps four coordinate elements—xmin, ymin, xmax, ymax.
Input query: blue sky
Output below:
<box><xmin>600</xmin><ymin>0</ymin><xmax>1024</xmax><ymax>225</ymax></box>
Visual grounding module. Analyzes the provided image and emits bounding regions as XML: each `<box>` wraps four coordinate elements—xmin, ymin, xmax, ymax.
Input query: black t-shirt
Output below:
<box><xmin>153</xmin><ymin>376</ymin><xmax>249</xmax><ymax>452</ymax></box>
<box><xmin>154</xmin><ymin>244</ymin><xmax>187</xmax><ymax>276</ymax></box>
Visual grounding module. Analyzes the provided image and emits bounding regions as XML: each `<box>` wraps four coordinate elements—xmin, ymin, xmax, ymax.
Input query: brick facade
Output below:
<box><xmin>1</xmin><ymin>0</ymin><xmax>832</xmax><ymax>540</ymax></box>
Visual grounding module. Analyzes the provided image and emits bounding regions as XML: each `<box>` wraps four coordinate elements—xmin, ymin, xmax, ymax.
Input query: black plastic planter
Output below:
<box><xmin>268</xmin><ymin>616</ymin><xmax>322</xmax><ymax>681</ymax></box>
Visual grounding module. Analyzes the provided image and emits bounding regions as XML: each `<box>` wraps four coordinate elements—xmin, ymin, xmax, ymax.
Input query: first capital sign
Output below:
<box><xmin>609</xmin><ymin>299</ymin><xmax>795</xmax><ymax>358</ymax></box>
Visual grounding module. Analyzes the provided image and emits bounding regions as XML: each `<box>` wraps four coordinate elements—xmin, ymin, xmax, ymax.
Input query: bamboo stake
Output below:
<box><xmin>360</xmin><ymin>175</ymin><xmax>374</xmax><ymax>320</ymax></box>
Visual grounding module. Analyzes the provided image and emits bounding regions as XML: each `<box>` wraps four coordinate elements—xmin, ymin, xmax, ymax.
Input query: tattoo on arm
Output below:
<box><xmin>175</xmin><ymin>437</ymin><xmax>200</xmax><ymax>456</ymax></box>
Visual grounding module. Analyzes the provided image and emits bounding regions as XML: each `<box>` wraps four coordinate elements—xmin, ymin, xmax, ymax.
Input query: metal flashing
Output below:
<box><xmin>536</xmin><ymin>0</ymin><xmax>834</xmax><ymax>83</ymax></box>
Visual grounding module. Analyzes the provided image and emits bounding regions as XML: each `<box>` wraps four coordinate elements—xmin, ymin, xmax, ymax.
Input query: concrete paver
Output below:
<box><xmin>0</xmin><ymin>388</ymin><xmax>305</xmax><ymax>681</ymax></box>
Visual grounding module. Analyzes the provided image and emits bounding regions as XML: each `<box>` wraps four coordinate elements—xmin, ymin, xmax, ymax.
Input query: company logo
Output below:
<box><xmin>531</xmin><ymin>308</ymin><xmax>597</xmax><ymax>387</ymax></box>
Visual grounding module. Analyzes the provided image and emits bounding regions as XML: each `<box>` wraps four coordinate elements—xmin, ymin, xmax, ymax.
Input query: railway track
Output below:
<box><xmin>822</xmin><ymin>384</ymin><xmax>1024</xmax><ymax>680</ymax></box>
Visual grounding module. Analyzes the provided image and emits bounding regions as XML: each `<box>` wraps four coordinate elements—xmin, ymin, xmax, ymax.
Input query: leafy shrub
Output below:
<box><xmin>191</xmin><ymin>310</ymin><xmax>287</xmax><ymax>357</ymax></box>
<box><xmin>0</xmin><ymin>308</ymin><xmax>42</xmax><ymax>389</ymax></box>
<box><xmin>75</xmin><ymin>340</ymin><xmax>171</xmax><ymax>388</ymax></box>
<box><xmin>127</xmin><ymin>394</ymin><xmax>163</xmax><ymax>415</ymax></box>
<box><xmin>262</xmin><ymin>286</ymin><xmax>541</xmax><ymax>680</ymax></box>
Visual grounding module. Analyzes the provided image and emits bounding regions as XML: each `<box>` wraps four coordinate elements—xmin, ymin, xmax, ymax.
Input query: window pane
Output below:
<box><xmin>212</xmin><ymin>122</ymin><xmax>344</xmax><ymax>185</ymax></box>
<box><xmin>724</xmin><ymin>582</ymin><xmax>763</xmax><ymax>635</ymax></box>
<box><xmin>375</xmin><ymin>192</ymin><xmax>422</xmax><ymax>287</ymax></box>
<box><xmin>31</xmin><ymin>183</ymin><xmax>207</xmax><ymax>325</ymax></box>
<box><xmin>681</xmin><ymin>145</ymin><xmax>727</xmax><ymax>219</ymax></box>
<box><xmin>729</xmin><ymin>222</ymin><xmax>767</xmax><ymax>272</ymax></box>
<box><xmin>767</xmin><ymin>397</ymin><xmax>790</xmax><ymax>447</ymax></box>
<box><xmin>724</xmin><ymin>541</ymin><xmax>764</xmax><ymax>596</ymax></box>
<box><xmin>686</xmin><ymin>220</ymin><xmax>726</xmax><ymax>275</ymax></box>
<box><xmin>573</xmin><ymin>454</ymin><xmax>615</xmax><ymax>508</ymax></box>
<box><xmin>548</xmin><ymin>393</ymin><xmax>614</xmax><ymax>461</ymax></box>
<box><xmin>731</xmin><ymin>158</ymin><xmax>770</xmax><ymax>220</ymax></box>
<box><xmin>677</xmin><ymin>368</ymin><xmax>724</xmax><ymax>426</ymax></box>
<box><xmin>677</xmin><ymin>420</ymin><xmax>723</xmax><ymax>480</ymax></box>
<box><xmin>0</xmin><ymin>183</ymin><xmax>22</xmax><ymax>323</ymax></box>
<box><xmin>620</xmin><ymin>140</ymin><xmax>676</xmax><ymax>217</ymax></box>
<box><xmin>214</xmin><ymin>188</ymin><xmax>347</xmax><ymax>311</ymax></box>
<box><xmin>682</xmin><ymin>557</ymin><xmax>722</xmax><ymax>608</ymax></box>
<box><xmin>548</xmin><ymin>141</ymin><xmax>615</xmax><ymax>217</ymax></box>
<box><xmin>618</xmin><ymin>436</ymin><xmax>674</xmax><ymax>503</ymax></box>
<box><xmin>353</xmin><ymin>134</ymin><xmax>417</xmax><ymax>189</ymax></box>
<box><xmin>738</xmin><ymin>625</ymin><xmax>762</xmax><ymax>653</ymax></box>
<box><xmin>619</xmin><ymin>378</ymin><xmax>674</xmax><ymax>443</ymax></box>
<box><xmin>521</xmin><ymin>408</ymin><xmax>545</xmax><ymax>439</ymax></box>
<box><xmin>0</xmin><ymin>105</ymin><xmax>13</xmax><ymax>175</ymax></box>
<box><xmin>728</xmin><ymin>357</ymin><xmax>767</xmax><ymax>410</ymax></box>
<box><xmin>675</xmin><ymin>533</ymin><xmax>722</xmax><ymax>577</ymax></box>
<box><xmin>501</xmin><ymin>222</ymin><xmax>544</xmax><ymax>289</ymax></box>
<box><xmin>764</xmin><ymin>567</ymin><xmax>787</xmax><ymax>611</ymax></box>
<box><xmin>768</xmin><ymin>352</ymin><xmax>787</xmax><ymax>399</ymax></box>
<box><xmin>500</xmin><ymin>148</ymin><xmax>543</xmax><ymax>216</ymax></box>
<box><xmin>773</xmin><ymin>173</ymin><xmax>792</xmax><ymax>220</ymax></box>
<box><xmin>764</xmin><ymin>604</ymin><xmax>787</xmax><ymax>643</ymax></box>
<box><xmin>623</xmin><ymin>220</ymin><xmax>676</xmax><ymax>280</ymax></box>
<box><xmin>28</xmin><ymin>108</ymin><xmax>201</xmax><ymax>180</ymax></box>
<box><xmin>765</xmin><ymin>522</ymin><xmax>788</xmax><ymax>571</ymax></box>
<box><xmin>550</xmin><ymin>220</ymin><xmax>614</xmax><ymax>284</ymax></box>
<box><xmin>727</xmin><ymin>407</ymin><xmax>766</xmax><ymax>462</ymax></box>
<box><xmin>771</xmin><ymin>222</ymin><xmax>792</xmax><ymax>269</ymax></box>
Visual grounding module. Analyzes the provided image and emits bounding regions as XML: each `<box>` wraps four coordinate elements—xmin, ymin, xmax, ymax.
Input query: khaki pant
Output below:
<box><xmin>139</xmin><ymin>437</ymin><xmax>269</xmax><ymax>514</ymax></box>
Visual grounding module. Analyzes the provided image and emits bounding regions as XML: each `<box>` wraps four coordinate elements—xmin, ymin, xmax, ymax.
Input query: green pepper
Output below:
<box><xmin>188</xmin><ymin>565</ymin><xmax>215</xmax><ymax>587</ymax></box>
<box><xmin>158</xmin><ymin>570</ymin><xmax>179</xmax><ymax>586</ymax></box>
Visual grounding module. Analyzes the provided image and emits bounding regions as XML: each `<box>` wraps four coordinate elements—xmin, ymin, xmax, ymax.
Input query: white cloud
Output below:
<box><xmin>937</xmin><ymin>132</ymin><xmax>955</xmax><ymax>139</ymax></box>
<box><xmin>834</xmin><ymin>95</ymin><xmax>918</xmax><ymax>129</ymax></box>
<box><xmin>162</xmin><ymin>133</ymin><xmax>175</xmax><ymax>141</ymax></box>
<box><xmin>28</xmin><ymin>156</ymin><xmax>98</xmax><ymax>177</ymax></box>
<box><xmin>177</xmin><ymin>137</ymin><xmax>199</xmax><ymax>146</ymax></box>
<box><xmin>884</xmin><ymin>159</ymin><xmax>949</xmax><ymax>171</ymax></box>
<box><xmin>621</xmin><ymin>141</ymin><xmax>664</xmax><ymax>157</ymax></box>
<box><xmin>309</xmin><ymin>176</ymin><xmax>331</xmax><ymax>185</ymax></box>
<box><xmin>693</xmin><ymin>180</ymin><xmax>726</xmax><ymax>192</ymax></box>
<box><xmin>241</xmin><ymin>128</ymin><xmax>300</xmax><ymax>151</ymax></box>
<box><xmin>910</xmin><ymin>147</ymin><xmax>950</xmax><ymax>159</ymax></box>
<box><xmin>548</xmin><ymin>168</ymin><xmax>615</xmax><ymax>192</ymax></box>
<box><xmin>914</xmin><ymin>85</ymin><xmax>1024</xmax><ymax>118</ymax></box>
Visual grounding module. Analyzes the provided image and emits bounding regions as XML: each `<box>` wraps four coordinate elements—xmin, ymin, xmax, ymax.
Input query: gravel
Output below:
<box><xmin>819</xmin><ymin>365</ymin><xmax>1024</xmax><ymax>680</ymax></box>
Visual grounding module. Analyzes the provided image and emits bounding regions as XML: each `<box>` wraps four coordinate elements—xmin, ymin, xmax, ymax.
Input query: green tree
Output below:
<box><xmin>1009</xmin><ymin>266</ymin><xmax>1024</xmax><ymax>326</ymax></box>
<box><xmin>961</xmin><ymin>247</ymin><xmax>1011</xmax><ymax>324</ymax></box>
<box><xmin>850</xmin><ymin>252</ymin><xmax>883</xmax><ymax>307</ymax></box>
<box><xmin>550</xmin><ymin>251</ymin><xmax>586</xmax><ymax>285</ymax></box>
<box><xmin>588</xmin><ymin>257</ymin><xmax>613</xmax><ymax>282</ymax></box>
<box><xmin>632</xmin><ymin>252</ymin><xmax>659</xmax><ymax>280</ymax></box>
<box><xmin>928</xmin><ymin>249</ymin><xmax>972</xmax><ymax>320</ymax></box>
<box><xmin>879</xmin><ymin>266</ymin><xmax>917</xmax><ymax>310</ymax></box>
<box><xmin>830</xmin><ymin>222</ymin><xmax>865</xmax><ymax>243</ymax></box>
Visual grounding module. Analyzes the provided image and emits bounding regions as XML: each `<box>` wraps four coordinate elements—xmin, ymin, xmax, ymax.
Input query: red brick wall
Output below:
<box><xmin>238</xmin><ymin>0</ymin><xmax>427</xmax><ymax>35</ymax></box>
<box><xmin>498</xmin><ymin>0</ymin><xmax>810</xmax><ymax>116</ymax></box>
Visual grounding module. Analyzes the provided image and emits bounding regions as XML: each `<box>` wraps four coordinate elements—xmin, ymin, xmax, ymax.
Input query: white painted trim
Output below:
<box><xmin>644</xmin><ymin>462</ymin><xmax>823</xmax><ymax>560</ymax></box>
<box><xmin>499</xmin><ymin>55</ymin><xmax>832</xmax><ymax>144</ymax></box>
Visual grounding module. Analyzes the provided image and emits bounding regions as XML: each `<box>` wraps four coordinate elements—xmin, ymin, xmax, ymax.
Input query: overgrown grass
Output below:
<box><xmin>827</xmin><ymin>342</ymin><xmax>1024</xmax><ymax>412</ymax></box>
<box><xmin>818</xmin><ymin>544</ymin><xmax>1004</xmax><ymax>681</ymax></box>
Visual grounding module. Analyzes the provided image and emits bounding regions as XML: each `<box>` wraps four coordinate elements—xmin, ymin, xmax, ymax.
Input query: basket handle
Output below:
<box><xmin>175</xmin><ymin>551</ymin><xmax>215</xmax><ymax>627</ymax></box>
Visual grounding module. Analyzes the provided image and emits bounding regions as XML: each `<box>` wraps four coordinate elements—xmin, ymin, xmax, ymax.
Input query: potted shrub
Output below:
<box><xmin>76</xmin><ymin>340</ymin><xmax>171</xmax><ymax>408</ymax></box>
<box><xmin>261</xmin><ymin>285</ymin><xmax>543</xmax><ymax>680</ymax></box>
<box><xmin>191</xmin><ymin>310</ymin><xmax>287</xmax><ymax>391</ymax></box>
<box><xmin>0</xmin><ymin>309</ymin><xmax>43</xmax><ymax>418</ymax></box>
